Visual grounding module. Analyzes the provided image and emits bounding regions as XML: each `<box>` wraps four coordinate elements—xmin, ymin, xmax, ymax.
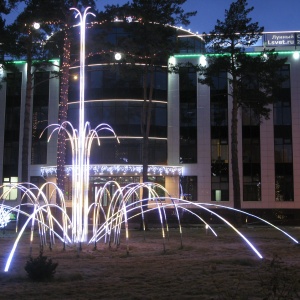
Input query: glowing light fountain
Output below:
<box><xmin>47</xmin><ymin>7</ymin><xmax>120</xmax><ymax>245</ymax></box>
<box><xmin>0</xmin><ymin>7</ymin><xmax>299</xmax><ymax>273</ymax></box>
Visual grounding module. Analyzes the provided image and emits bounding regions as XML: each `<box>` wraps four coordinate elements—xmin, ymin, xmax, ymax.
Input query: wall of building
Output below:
<box><xmin>171</xmin><ymin>50</ymin><xmax>300</xmax><ymax>213</ymax></box>
<box><xmin>2</xmin><ymin>31</ymin><xmax>300</xmax><ymax>217</ymax></box>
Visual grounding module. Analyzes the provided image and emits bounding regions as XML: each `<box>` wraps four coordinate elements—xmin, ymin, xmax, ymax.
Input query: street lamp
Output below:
<box><xmin>293</xmin><ymin>51</ymin><xmax>300</xmax><ymax>60</ymax></box>
<box><xmin>33</xmin><ymin>22</ymin><xmax>40</xmax><ymax>30</ymax></box>
<box><xmin>115</xmin><ymin>52</ymin><xmax>122</xmax><ymax>61</ymax></box>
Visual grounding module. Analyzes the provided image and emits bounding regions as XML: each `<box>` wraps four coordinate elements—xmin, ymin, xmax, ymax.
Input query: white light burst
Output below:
<box><xmin>0</xmin><ymin>207</ymin><xmax>11</xmax><ymax>228</ymax></box>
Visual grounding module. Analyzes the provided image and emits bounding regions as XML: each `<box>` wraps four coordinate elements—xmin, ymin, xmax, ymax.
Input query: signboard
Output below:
<box><xmin>265</xmin><ymin>33</ymin><xmax>295</xmax><ymax>47</ymax></box>
<box><xmin>296</xmin><ymin>33</ymin><xmax>300</xmax><ymax>46</ymax></box>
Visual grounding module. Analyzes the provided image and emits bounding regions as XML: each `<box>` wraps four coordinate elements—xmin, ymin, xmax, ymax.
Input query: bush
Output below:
<box><xmin>259</xmin><ymin>254</ymin><xmax>300</xmax><ymax>299</ymax></box>
<box><xmin>24</xmin><ymin>250</ymin><xmax>58</xmax><ymax>281</ymax></box>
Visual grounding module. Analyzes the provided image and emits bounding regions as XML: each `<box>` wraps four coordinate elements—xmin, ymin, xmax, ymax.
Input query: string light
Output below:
<box><xmin>41</xmin><ymin>164</ymin><xmax>183</xmax><ymax>177</ymax></box>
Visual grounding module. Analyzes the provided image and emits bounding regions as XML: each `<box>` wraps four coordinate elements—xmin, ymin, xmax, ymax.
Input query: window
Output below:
<box><xmin>243</xmin><ymin>164</ymin><xmax>261</xmax><ymax>201</ymax></box>
<box><xmin>80</xmin><ymin>66</ymin><xmax>168</xmax><ymax>102</ymax></box>
<box><xmin>178</xmin><ymin>36</ymin><xmax>205</xmax><ymax>53</ymax></box>
<box><xmin>242</xmin><ymin>82</ymin><xmax>262</xmax><ymax>202</ymax></box>
<box><xmin>90</xmin><ymin>176</ymin><xmax>140</xmax><ymax>205</ymax></box>
<box><xmin>3</xmin><ymin>72</ymin><xmax>22</xmax><ymax>178</ymax></box>
<box><xmin>2</xmin><ymin>177</ymin><xmax>18</xmax><ymax>201</ymax></box>
<box><xmin>179</xmin><ymin>67</ymin><xmax>197</xmax><ymax>163</ymax></box>
<box><xmin>212</xmin><ymin>189</ymin><xmax>229</xmax><ymax>202</ymax></box>
<box><xmin>273</xmin><ymin>65</ymin><xmax>293</xmax><ymax>201</ymax></box>
<box><xmin>31</xmin><ymin>72</ymin><xmax>49</xmax><ymax>164</ymax></box>
<box><xmin>180</xmin><ymin>176</ymin><xmax>197</xmax><ymax>201</ymax></box>
<box><xmin>275</xmin><ymin>172</ymin><xmax>293</xmax><ymax>201</ymax></box>
<box><xmin>69</xmin><ymin>101</ymin><xmax>167</xmax><ymax>138</ymax></box>
<box><xmin>211</xmin><ymin>72</ymin><xmax>229</xmax><ymax>201</ymax></box>
<box><xmin>274</xmin><ymin>127</ymin><xmax>292</xmax><ymax>163</ymax></box>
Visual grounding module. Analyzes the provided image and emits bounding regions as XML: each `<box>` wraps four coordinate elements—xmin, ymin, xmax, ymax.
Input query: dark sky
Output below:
<box><xmin>4</xmin><ymin>0</ymin><xmax>300</xmax><ymax>33</ymax></box>
<box><xmin>98</xmin><ymin>0</ymin><xmax>300</xmax><ymax>33</ymax></box>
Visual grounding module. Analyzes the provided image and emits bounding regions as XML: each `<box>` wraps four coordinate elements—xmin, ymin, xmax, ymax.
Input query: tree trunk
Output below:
<box><xmin>19</xmin><ymin>31</ymin><xmax>33</xmax><ymax>226</ymax></box>
<box><xmin>142</xmin><ymin>63</ymin><xmax>155</xmax><ymax>181</ymax></box>
<box><xmin>231</xmin><ymin>79</ymin><xmax>242</xmax><ymax>226</ymax></box>
<box><xmin>231</xmin><ymin>94</ymin><xmax>241</xmax><ymax>209</ymax></box>
<box><xmin>56</xmin><ymin>28</ymin><xmax>71</xmax><ymax>205</ymax></box>
<box><xmin>141</xmin><ymin>70</ymin><xmax>149</xmax><ymax>186</ymax></box>
<box><xmin>140</xmin><ymin>63</ymin><xmax>154</xmax><ymax>229</ymax></box>
<box><xmin>21</xmin><ymin>32</ymin><xmax>33</xmax><ymax>186</ymax></box>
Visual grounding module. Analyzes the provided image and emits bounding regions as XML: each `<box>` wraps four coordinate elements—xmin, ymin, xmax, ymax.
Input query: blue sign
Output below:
<box><xmin>265</xmin><ymin>33</ymin><xmax>295</xmax><ymax>47</ymax></box>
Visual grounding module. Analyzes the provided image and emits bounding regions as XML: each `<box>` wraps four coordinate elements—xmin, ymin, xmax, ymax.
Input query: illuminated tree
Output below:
<box><xmin>43</xmin><ymin>0</ymin><xmax>96</xmax><ymax>198</ymax></box>
<box><xmin>28</xmin><ymin>0</ymin><xmax>96</xmax><ymax>199</ymax></box>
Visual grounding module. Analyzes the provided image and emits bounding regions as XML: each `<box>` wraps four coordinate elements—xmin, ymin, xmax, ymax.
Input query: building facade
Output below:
<box><xmin>1</xmin><ymin>29</ymin><xmax>300</xmax><ymax>221</ymax></box>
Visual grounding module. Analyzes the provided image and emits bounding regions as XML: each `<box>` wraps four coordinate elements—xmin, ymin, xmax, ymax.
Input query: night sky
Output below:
<box><xmin>98</xmin><ymin>0</ymin><xmax>300</xmax><ymax>33</ymax></box>
<box><xmin>3</xmin><ymin>0</ymin><xmax>300</xmax><ymax>33</ymax></box>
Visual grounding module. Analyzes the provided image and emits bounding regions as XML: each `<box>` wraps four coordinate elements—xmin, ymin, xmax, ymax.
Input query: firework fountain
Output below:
<box><xmin>0</xmin><ymin>7</ymin><xmax>299</xmax><ymax>273</ymax></box>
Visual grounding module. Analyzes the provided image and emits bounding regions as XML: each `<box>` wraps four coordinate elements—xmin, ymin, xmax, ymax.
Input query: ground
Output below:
<box><xmin>0</xmin><ymin>225</ymin><xmax>300</xmax><ymax>299</ymax></box>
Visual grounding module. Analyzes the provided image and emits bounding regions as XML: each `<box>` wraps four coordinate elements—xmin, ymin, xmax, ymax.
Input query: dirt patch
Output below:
<box><xmin>0</xmin><ymin>226</ymin><xmax>300</xmax><ymax>299</ymax></box>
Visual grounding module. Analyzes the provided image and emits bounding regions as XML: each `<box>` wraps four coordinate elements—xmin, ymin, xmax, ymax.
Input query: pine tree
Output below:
<box><xmin>2</xmin><ymin>0</ymin><xmax>95</xmax><ymax>206</ymax></box>
<box><xmin>102</xmin><ymin>0</ymin><xmax>196</xmax><ymax>196</ymax></box>
<box><xmin>199</xmin><ymin>0</ymin><xmax>287</xmax><ymax>216</ymax></box>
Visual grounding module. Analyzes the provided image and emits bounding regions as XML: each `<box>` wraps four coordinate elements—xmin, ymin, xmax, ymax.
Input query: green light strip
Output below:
<box><xmin>174</xmin><ymin>51</ymin><xmax>298</xmax><ymax>59</ymax></box>
<box><xmin>11</xmin><ymin>60</ymin><xmax>26</xmax><ymax>64</ymax></box>
<box><xmin>174</xmin><ymin>54</ymin><xmax>201</xmax><ymax>58</ymax></box>
<box><xmin>9</xmin><ymin>58</ymin><xmax>60</xmax><ymax>64</ymax></box>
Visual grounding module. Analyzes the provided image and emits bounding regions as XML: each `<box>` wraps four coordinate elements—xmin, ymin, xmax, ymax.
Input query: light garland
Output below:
<box><xmin>41</xmin><ymin>164</ymin><xmax>183</xmax><ymax>177</ymax></box>
<box><xmin>56</xmin><ymin>20</ymin><xmax>72</xmax><ymax>192</ymax></box>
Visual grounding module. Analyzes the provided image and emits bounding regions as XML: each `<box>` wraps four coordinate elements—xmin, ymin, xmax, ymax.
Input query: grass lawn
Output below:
<box><xmin>0</xmin><ymin>225</ymin><xmax>300</xmax><ymax>299</ymax></box>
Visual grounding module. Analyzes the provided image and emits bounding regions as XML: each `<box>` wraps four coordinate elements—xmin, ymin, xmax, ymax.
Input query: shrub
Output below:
<box><xmin>24</xmin><ymin>250</ymin><xmax>58</xmax><ymax>281</ymax></box>
<box><xmin>259</xmin><ymin>254</ymin><xmax>300</xmax><ymax>299</ymax></box>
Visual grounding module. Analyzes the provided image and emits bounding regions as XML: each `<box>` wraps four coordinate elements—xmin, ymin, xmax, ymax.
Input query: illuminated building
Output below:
<box><xmin>1</xmin><ymin>27</ymin><xmax>300</xmax><ymax>221</ymax></box>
